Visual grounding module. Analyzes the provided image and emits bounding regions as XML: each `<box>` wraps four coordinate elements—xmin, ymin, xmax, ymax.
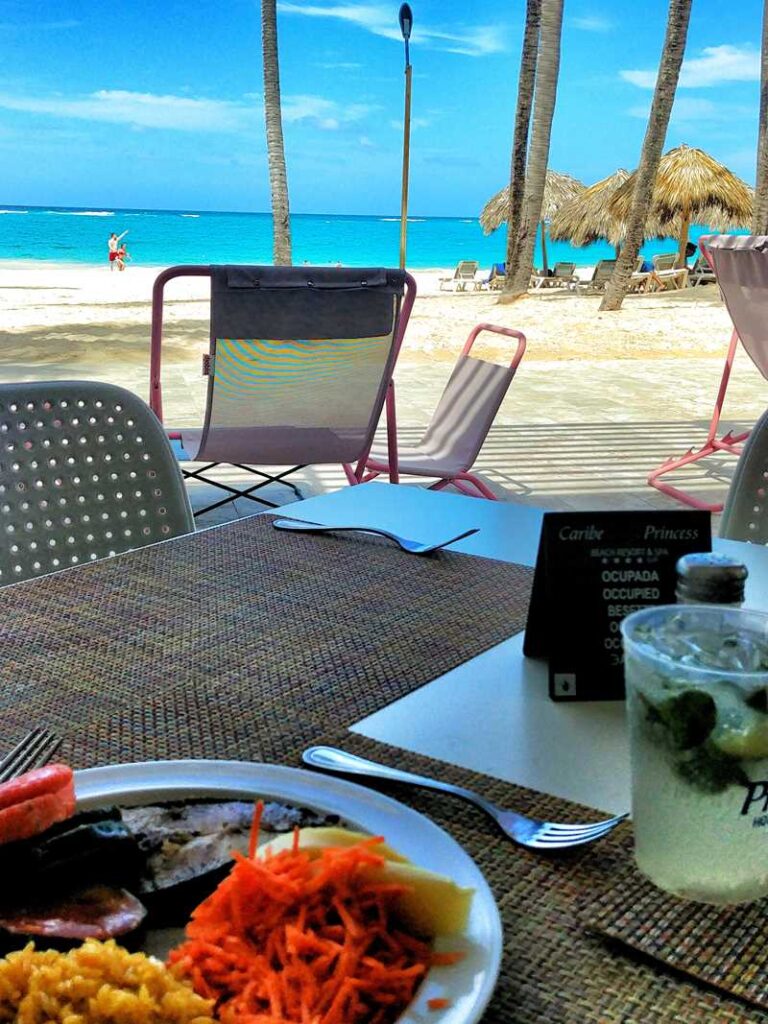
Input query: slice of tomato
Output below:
<box><xmin>0</xmin><ymin>780</ymin><xmax>76</xmax><ymax>844</ymax></box>
<box><xmin>0</xmin><ymin>764</ymin><xmax>73</xmax><ymax>811</ymax></box>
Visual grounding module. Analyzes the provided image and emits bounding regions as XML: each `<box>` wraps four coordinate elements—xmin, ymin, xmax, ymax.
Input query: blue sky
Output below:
<box><xmin>0</xmin><ymin>0</ymin><xmax>762</xmax><ymax>215</ymax></box>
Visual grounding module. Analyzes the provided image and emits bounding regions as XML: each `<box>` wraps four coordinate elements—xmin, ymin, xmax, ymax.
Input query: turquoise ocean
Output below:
<box><xmin>0</xmin><ymin>204</ymin><xmax>717</xmax><ymax>269</ymax></box>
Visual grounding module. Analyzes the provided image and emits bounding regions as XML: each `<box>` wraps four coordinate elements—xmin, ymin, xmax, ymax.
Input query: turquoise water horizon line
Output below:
<box><xmin>0</xmin><ymin>204</ymin><xmax>727</xmax><ymax>270</ymax></box>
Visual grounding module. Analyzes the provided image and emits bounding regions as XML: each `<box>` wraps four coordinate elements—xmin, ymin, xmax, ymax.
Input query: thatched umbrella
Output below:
<box><xmin>480</xmin><ymin>170</ymin><xmax>585</xmax><ymax>273</ymax></box>
<box><xmin>549</xmin><ymin>169</ymin><xmax>630</xmax><ymax>252</ymax></box>
<box><xmin>608</xmin><ymin>144</ymin><xmax>753</xmax><ymax>266</ymax></box>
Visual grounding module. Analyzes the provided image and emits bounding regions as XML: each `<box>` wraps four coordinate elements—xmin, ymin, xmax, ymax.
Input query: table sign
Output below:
<box><xmin>523</xmin><ymin>510</ymin><xmax>711</xmax><ymax>701</ymax></box>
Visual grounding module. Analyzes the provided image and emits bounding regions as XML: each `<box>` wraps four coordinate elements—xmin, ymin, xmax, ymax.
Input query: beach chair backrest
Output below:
<box><xmin>196</xmin><ymin>266</ymin><xmax>408</xmax><ymax>465</ymax></box>
<box><xmin>456</xmin><ymin>260</ymin><xmax>479</xmax><ymax>280</ymax></box>
<box><xmin>0</xmin><ymin>380</ymin><xmax>193</xmax><ymax>586</ymax></box>
<box><xmin>703</xmin><ymin>234</ymin><xmax>768</xmax><ymax>381</ymax></box>
<box><xmin>418</xmin><ymin>324</ymin><xmax>526</xmax><ymax>472</ymax></box>
<box><xmin>553</xmin><ymin>262</ymin><xmax>575</xmax><ymax>279</ymax></box>
<box><xmin>593</xmin><ymin>259</ymin><xmax>616</xmax><ymax>283</ymax></box>
<box><xmin>653</xmin><ymin>253</ymin><xmax>677</xmax><ymax>271</ymax></box>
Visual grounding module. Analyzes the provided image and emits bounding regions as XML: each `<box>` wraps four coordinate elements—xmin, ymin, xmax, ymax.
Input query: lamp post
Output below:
<box><xmin>398</xmin><ymin>3</ymin><xmax>413</xmax><ymax>270</ymax></box>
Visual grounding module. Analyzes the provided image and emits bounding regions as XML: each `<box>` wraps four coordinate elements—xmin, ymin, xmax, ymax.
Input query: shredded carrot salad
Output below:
<box><xmin>168</xmin><ymin>803</ymin><xmax>445</xmax><ymax>1024</ymax></box>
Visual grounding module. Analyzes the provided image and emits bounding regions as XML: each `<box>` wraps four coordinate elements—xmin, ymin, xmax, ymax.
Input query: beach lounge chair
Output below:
<box><xmin>150</xmin><ymin>265</ymin><xmax>416</xmax><ymax>516</ymax></box>
<box><xmin>0</xmin><ymin>380</ymin><xmax>193</xmax><ymax>585</ymax></box>
<box><xmin>530</xmin><ymin>262</ymin><xmax>577</xmax><ymax>289</ymax></box>
<box><xmin>574</xmin><ymin>259</ymin><xmax>616</xmax><ymax>292</ymax></box>
<box><xmin>689</xmin><ymin>255</ymin><xmax>717</xmax><ymax>287</ymax></box>
<box><xmin>487</xmin><ymin>263</ymin><xmax>506</xmax><ymax>290</ymax></box>
<box><xmin>628</xmin><ymin>256</ymin><xmax>656</xmax><ymax>293</ymax></box>
<box><xmin>651</xmin><ymin>252</ymin><xmax>689</xmax><ymax>290</ymax></box>
<box><xmin>648</xmin><ymin>234</ymin><xmax>768</xmax><ymax>511</ymax></box>
<box><xmin>363</xmin><ymin>323</ymin><xmax>526</xmax><ymax>499</ymax></box>
<box><xmin>439</xmin><ymin>261</ymin><xmax>480</xmax><ymax>292</ymax></box>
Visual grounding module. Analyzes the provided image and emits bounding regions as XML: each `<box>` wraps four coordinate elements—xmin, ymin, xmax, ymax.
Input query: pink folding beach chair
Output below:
<box><xmin>647</xmin><ymin>235</ymin><xmax>768</xmax><ymax>512</ymax></box>
<box><xmin>150</xmin><ymin>266</ymin><xmax>416</xmax><ymax>516</ymax></box>
<box><xmin>364</xmin><ymin>323</ymin><xmax>526</xmax><ymax>499</ymax></box>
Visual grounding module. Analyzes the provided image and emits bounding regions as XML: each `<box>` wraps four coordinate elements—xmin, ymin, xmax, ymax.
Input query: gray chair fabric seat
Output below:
<box><xmin>365</xmin><ymin>323</ymin><xmax>526</xmax><ymax>500</ymax></box>
<box><xmin>0</xmin><ymin>381</ymin><xmax>193</xmax><ymax>586</ymax></box>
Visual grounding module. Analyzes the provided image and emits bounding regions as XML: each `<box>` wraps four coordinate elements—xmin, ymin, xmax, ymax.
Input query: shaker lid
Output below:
<box><xmin>676</xmin><ymin>552</ymin><xmax>748</xmax><ymax>603</ymax></box>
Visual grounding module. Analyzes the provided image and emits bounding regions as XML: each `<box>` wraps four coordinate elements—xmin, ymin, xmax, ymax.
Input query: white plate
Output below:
<box><xmin>75</xmin><ymin>759</ymin><xmax>503</xmax><ymax>1024</ymax></box>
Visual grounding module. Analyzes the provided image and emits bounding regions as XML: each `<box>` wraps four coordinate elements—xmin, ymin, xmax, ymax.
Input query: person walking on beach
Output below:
<box><xmin>108</xmin><ymin>230</ymin><xmax>129</xmax><ymax>271</ymax></box>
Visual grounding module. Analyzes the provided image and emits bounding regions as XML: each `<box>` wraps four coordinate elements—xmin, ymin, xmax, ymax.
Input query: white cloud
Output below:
<box><xmin>0</xmin><ymin>90</ymin><xmax>254</xmax><ymax>132</ymax></box>
<box><xmin>389</xmin><ymin>116</ymin><xmax>430</xmax><ymax>130</ymax></box>
<box><xmin>278</xmin><ymin>2</ymin><xmax>505</xmax><ymax>57</ymax></box>
<box><xmin>628</xmin><ymin>95</ymin><xmax>754</xmax><ymax>122</ymax></box>
<box><xmin>315</xmin><ymin>61</ymin><xmax>363</xmax><ymax>69</ymax></box>
<box><xmin>621</xmin><ymin>44</ymin><xmax>760</xmax><ymax>89</ymax></box>
<box><xmin>358</xmin><ymin>134</ymin><xmax>375</xmax><ymax>147</ymax></box>
<box><xmin>0</xmin><ymin>88</ymin><xmax>375</xmax><ymax>133</ymax></box>
<box><xmin>571</xmin><ymin>15</ymin><xmax>612</xmax><ymax>32</ymax></box>
<box><xmin>283</xmin><ymin>95</ymin><xmax>376</xmax><ymax>129</ymax></box>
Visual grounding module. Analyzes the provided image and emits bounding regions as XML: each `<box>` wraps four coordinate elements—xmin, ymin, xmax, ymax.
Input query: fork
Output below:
<box><xmin>302</xmin><ymin>746</ymin><xmax>628</xmax><ymax>851</ymax></box>
<box><xmin>0</xmin><ymin>728</ymin><xmax>62</xmax><ymax>784</ymax></box>
<box><xmin>273</xmin><ymin>518</ymin><xmax>479</xmax><ymax>556</ymax></box>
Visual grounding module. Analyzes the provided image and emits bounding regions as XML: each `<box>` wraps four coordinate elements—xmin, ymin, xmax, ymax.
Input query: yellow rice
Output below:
<box><xmin>0</xmin><ymin>938</ymin><xmax>216</xmax><ymax>1023</ymax></box>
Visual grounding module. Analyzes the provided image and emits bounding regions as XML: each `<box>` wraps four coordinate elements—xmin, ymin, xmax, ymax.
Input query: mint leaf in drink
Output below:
<box><xmin>651</xmin><ymin>690</ymin><xmax>717</xmax><ymax>750</ymax></box>
<box><xmin>746</xmin><ymin>689</ymin><xmax>768</xmax><ymax>713</ymax></box>
<box><xmin>675</xmin><ymin>743</ymin><xmax>750</xmax><ymax>794</ymax></box>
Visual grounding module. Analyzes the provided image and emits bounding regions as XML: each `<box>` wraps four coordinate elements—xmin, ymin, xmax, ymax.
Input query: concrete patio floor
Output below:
<box><xmin>0</xmin><ymin>346</ymin><xmax>760</xmax><ymax>528</ymax></box>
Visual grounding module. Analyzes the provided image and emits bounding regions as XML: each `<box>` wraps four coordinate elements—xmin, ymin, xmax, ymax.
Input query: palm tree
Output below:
<box><xmin>599</xmin><ymin>0</ymin><xmax>693</xmax><ymax>312</ymax></box>
<box><xmin>505</xmin><ymin>0</ymin><xmax>565</xmax><ymax>301</ymax></box>
<box><xmin>500</xmin><ymin>0</ymin><xmax>541</xmax><ymax>300</ymax></box>
<box><xmin>262</xmin><ymin>0</ymin><xmax>292</xmax><ymax>265</ymax></box>
<box><xmin>754</xmin><ymin>0</ymin><xmax>768</xmax><ymax>233</ymax></box>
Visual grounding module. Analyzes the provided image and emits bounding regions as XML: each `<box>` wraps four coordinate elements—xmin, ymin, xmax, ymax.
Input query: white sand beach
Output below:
<box><xmin>0</xmin><ymin>261</ymin><xmax>736</xmax><ymax>367</ymax></box>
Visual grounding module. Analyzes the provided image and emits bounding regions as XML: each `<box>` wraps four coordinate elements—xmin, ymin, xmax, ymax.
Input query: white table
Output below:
<box><xmin>280</xmin><ymin>483</ymin><xmax>768</xmax><ymax>815</ymax></box>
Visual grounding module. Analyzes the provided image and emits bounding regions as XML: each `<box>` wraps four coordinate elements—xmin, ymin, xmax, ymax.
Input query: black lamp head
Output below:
<box><xmin>399</xmin><ymin>3</ymin><xmax>413</xmax><ymax>41</ymax></box>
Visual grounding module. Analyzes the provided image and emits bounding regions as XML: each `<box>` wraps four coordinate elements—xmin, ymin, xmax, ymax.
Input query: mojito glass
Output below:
<box><xmin>622</xmin><ymin>605</ymin><xmax>768</xmax><ymax>905</ymax></box>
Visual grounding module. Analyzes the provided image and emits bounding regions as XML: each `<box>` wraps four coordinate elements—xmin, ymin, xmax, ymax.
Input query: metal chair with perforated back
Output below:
<box><xmin>0</xmin><ymin>381</ymin><xmax>193</xmax><ymax>586</ymax></box>
<box><xmin>719</xmin><ymin>405</ymin><xmax>768</xmax><ymax>543</ymax></box>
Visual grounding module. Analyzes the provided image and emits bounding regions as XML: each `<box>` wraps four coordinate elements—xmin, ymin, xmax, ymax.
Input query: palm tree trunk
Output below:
<box><xmin>754</xmin><ymin>0</ymin><xmax>768</xmax><ymax>233</ymax></box>
<box><xmin>500</xmin><ymin>0</ymin><xmax>541</xmax><ymax>301</ymax></box>
<box><xmin>540</xmin><ymin>220</ymin><xmax>549</xmax><ymax>274</ymax></box>
<box><xmin>600</xmin><ymin>0</ymin><xmax>692</xmax><ymax>311</ymax></box>
<box><xmin>676</xmin><ymin>205</ymin><xmax>691</xmax><ymax>267</ymax></box>
<box><xmin>506</xmin><ymin>0</ymin><xmax>564</xmax><ymax>300</ymax></box>
<box><xmin>262</xmin><ymin>0</ymin><xmax>292</xmax><ymax>265</ymax></box>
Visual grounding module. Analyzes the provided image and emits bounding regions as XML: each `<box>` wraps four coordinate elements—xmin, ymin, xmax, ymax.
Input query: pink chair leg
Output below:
<box><xmin>427</xmin><ymin>473</ymin><xmax>498</xmax><ymax>499</ymax></box>
<box><xmin>458</xmin><ymin>472</ymin><xmax>499</xmax><ymax>500</ymax></box>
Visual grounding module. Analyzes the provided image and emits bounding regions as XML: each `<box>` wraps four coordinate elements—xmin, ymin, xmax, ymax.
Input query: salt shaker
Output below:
<box><xmin>675</xmin><ymin>552</ymin><xmax>748</xmax><ymax>607</ymax></box>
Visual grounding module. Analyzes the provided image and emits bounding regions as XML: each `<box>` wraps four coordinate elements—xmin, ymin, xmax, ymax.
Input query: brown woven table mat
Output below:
<box><xmin>0</xmin><ymin>513</ymin><xmax>531</xmax><ymax>767</ymax></box>
<box><xmin>2</xmin><ymin>512</ymin><xmax>761</xmax><ymax>1021</ymax></box>
<box><xmin>311</xmin><ymin>730</ymin><xmax>768</xmax><ymax>1024</ymax></box>
<box><xmin>579</xmin><ymin>859</ymin><xmax>768</xmax><ymax>1012</ymax></box>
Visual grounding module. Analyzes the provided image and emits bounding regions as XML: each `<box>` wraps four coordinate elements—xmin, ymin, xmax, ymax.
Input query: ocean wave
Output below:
<box><xmin>379</xmin><ymin>217</ymin><xmax>426</xmax><ymax>223</ymax></box>
<box><xmin>0</xmin><ymin>209</ymin><xmax>28</xmax><ymax>214</ymax></box>
<box><xmin>46</xmin><ymin>210</ymin><xmax>114</xmax><ymax>217</ymax></box>
<box><xmin>181</xmin><ymin>213</ymin><xmax>200</xmax><ymax>218</ymax></box>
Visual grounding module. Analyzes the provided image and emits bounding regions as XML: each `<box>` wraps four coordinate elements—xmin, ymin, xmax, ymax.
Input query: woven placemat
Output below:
<box><xmin>307</xmin><ymin>729</ymin><xmax>767</xmax><ymax>1024</ymax></box>
<box><xmin>579</xmin><ymin>859</ymin><xmax>768</xmax><ymax>1011</ymax></box>
<box><xmin>0</xmin><ymin>514</ymin><xmax>531</xmax><ymax>768</ymax></box>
